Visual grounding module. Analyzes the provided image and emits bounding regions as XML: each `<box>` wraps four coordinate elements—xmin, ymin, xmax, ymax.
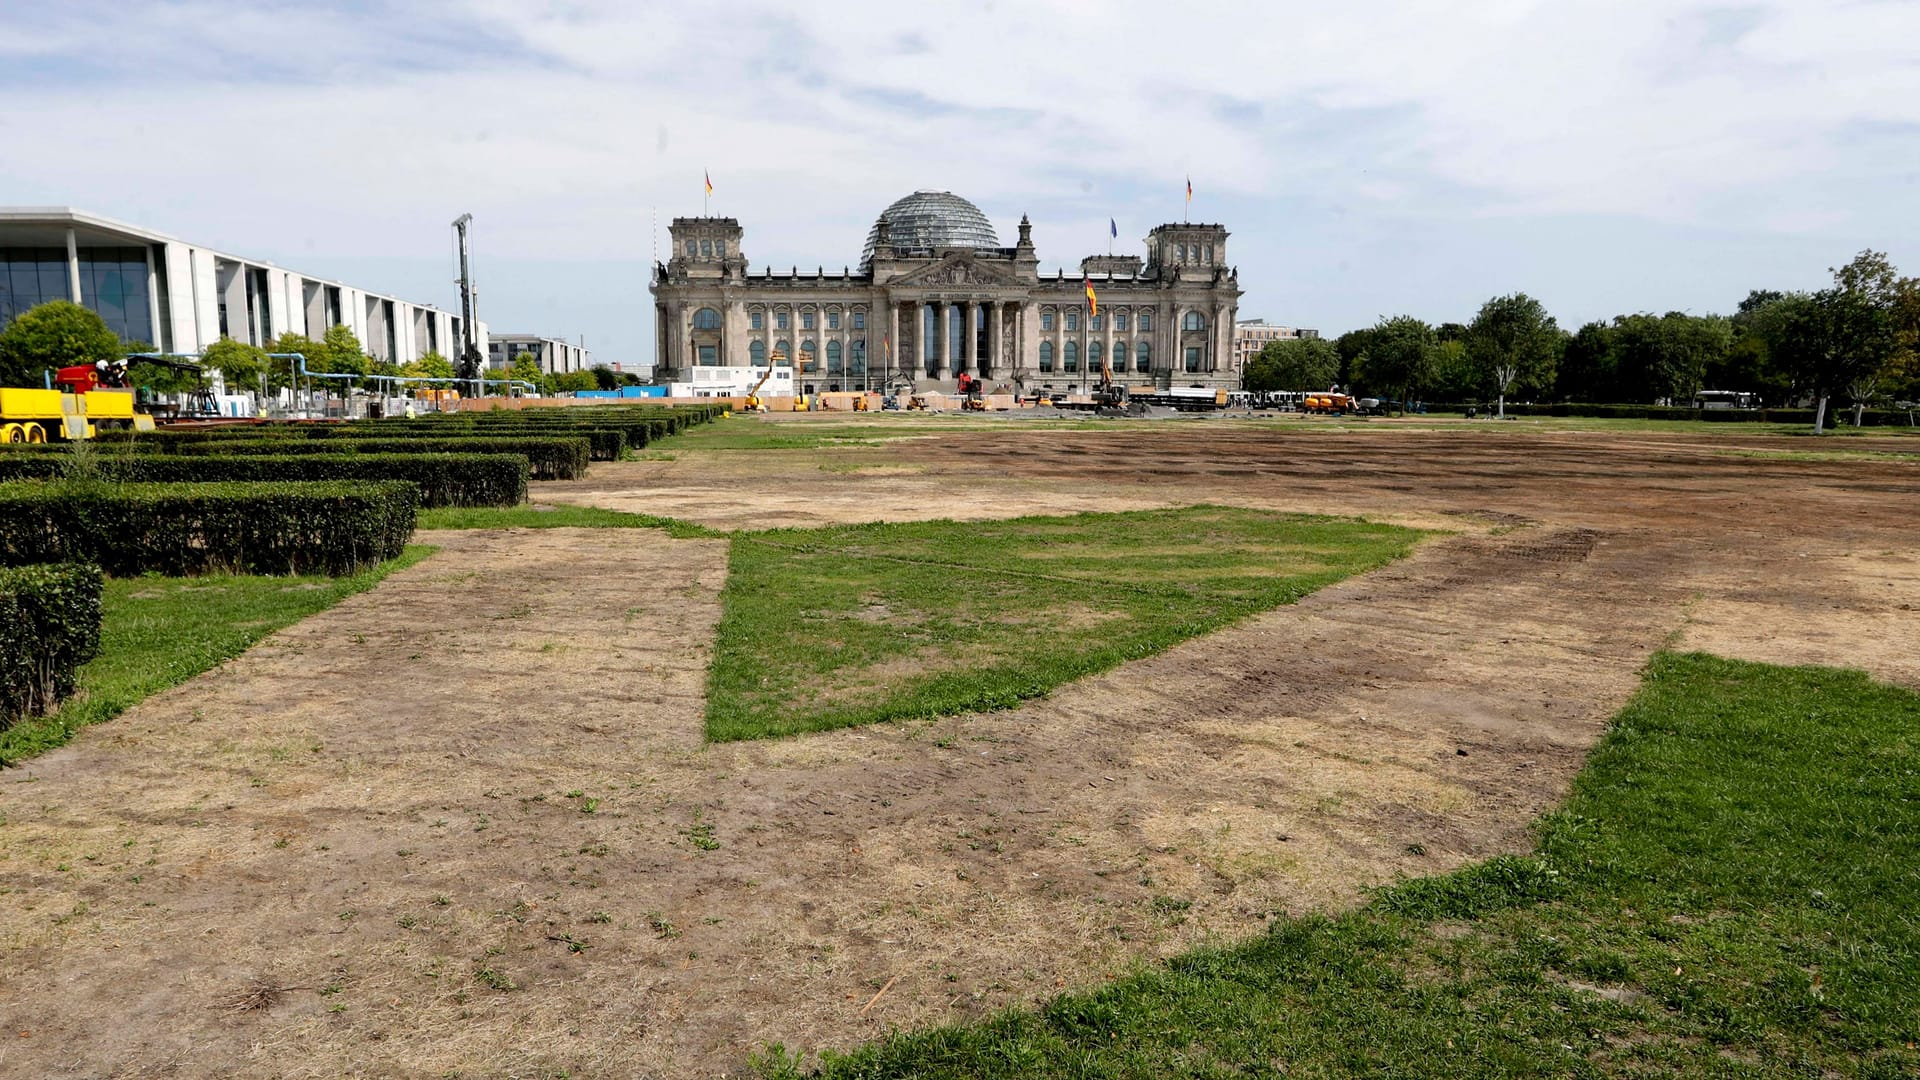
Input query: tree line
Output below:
<box><xmin>1244</xmin><ymin>250</ymin><xmax>1920</xmax><ymax>426</ymax></box>
<box><xmin>0</xmin><ymin>300</ymin><xmax>638</xmax><ymax>397</ymax></box>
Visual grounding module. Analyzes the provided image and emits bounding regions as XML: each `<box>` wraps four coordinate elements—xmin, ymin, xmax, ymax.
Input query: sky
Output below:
<box><xmin>3</xmin><ymin>0</ymin><xmax>1916</xmax><ymax>372</ymax></box>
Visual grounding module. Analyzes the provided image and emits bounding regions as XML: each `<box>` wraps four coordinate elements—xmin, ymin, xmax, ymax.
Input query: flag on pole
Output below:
<box><xmin>1083</xmin><ymin>275</ymin><xmax>1099</xmax><ymax>318</ymax></box>
<box><xmin>705</xmin><ymin>170</ymin><xmax>714</xmax><ymax>197</ymax></box>
<box><xmin>884</xmin><ymin>333</ymin><xmax>891</xmax><ymax>359</ymax></box>
<box><xmin>1109</xmin><ymin>217</ymin><xmax>1118</xmax><ymax>239</ymax></box>
<box><xmin>1186</xmin><ymin>176</ymin><xmax>1193</xmax><ymax>203</ymax></box>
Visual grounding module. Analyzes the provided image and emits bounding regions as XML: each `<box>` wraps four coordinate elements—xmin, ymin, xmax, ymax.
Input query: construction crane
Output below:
<box><xmin>744</xmin><ymin>349</ymin><xmax>785</xmax><ymax>412</ymax></box>
<box><xmin>452</xmin><ymin>213</ymin><xmax>483</xmax><ymax>389</ymax></box>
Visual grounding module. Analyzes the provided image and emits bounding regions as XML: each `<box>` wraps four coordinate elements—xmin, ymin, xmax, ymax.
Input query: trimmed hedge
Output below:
<box><xmin>0</xmin><ymin>480</ymin><xmax>416</xmax><ymax>576</ymax></box>
<box><xmin>1440</xmin><ymin>402</ymin><xmax>1914</xmax><ymax>426</ymax></box>
<box><xmin>0</xmin><ymin>563</ymin><xmax>103</xmax><ymax>726</ymax></box>
<box><xmin>168</xmin><ymin>436</ymin><xmax>590</xmax><ymax>480</ymax></box>
<box><xmin>0</xmin><ymin>453</ymin><xmax>528</xmax><ymax>508</ymax></box>
<box><xmin>143</xmin><ymin>424</ymin><xmax>631</xmax><ymax>461</ymax></box>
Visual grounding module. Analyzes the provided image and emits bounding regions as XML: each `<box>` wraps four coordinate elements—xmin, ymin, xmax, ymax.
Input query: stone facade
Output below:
<box><xmin>649</xmin><ymin>191</ymin><xmax>1243</xmax><ymax>393</ymax></box>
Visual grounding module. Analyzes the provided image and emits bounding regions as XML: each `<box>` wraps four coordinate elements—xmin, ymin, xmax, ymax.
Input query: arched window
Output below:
<box><xmin>850</xmin><ymin>339</ymin><xmax>866</xmax><ymax>374</ymax></box>
<box><xmin>800</xmin><ymin>339</ymin><xmax>818</xmax><ymax>372</ymax></box>
<box><xmin>749</xmin><ymin>340</ymin><xmax>766</xmax><ymax>366</ymax></box>
<box><xmin>685</xmin><ymin>240</ymin><xmax>696</xmax><ymax>256</ymax></box>
<box><xmin>700</xmin><ymin>240</ymin><xmax>712</xmax><ymax>257</ymax></box>
<box><xmin>1205</xmin><ymin>244</ymin><xmax>1214</xmax><ymax>263</ymax></box>
<box><xmin>715</xmin><ymin>240</ymin><xmax>726</xmax><ymax>257</ymax></box>
<box><xmin>1183</xmin><ymin>311</ymin><xmax>1205</xmax><ymax>332</ymax></box>
<box><xmin>693</xmin><ymin>307</ymin><xmax>721</xmax><ymax>330</ymax></box>
<box><xmin>1039</xmin><ymin>341</ymin><xmax>1054</xmax><ymax>372</ymax></box>
<box><xmin>1136</xmin><ymin>341</ymin><xmax>1152</xmax><ymax>372</ymax></box>
<box><xmin>827</xmin><ymin>340</ymin><xmax>843</xmax><ymax>374</ymax></box>
<box><xmin>1064</xmin><ymin>341</ymin><xmax>1080</xmax><ymax>372</ymax></box>
<box><xmin>1088</xmin><ymin>342</ymin><xmax>1103</xmax><ymax>370</ymax></box>
<box><xmin>774</xmin><ymin>340</ymin><xmax>791</xmax><ymax>365</ymax></box>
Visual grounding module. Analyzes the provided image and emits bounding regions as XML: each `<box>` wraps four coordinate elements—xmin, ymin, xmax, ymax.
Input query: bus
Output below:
<box><xmin>1693</xmin><ymin>390</ymin><xmax>1758</xmax><ymax>410</ymax></box>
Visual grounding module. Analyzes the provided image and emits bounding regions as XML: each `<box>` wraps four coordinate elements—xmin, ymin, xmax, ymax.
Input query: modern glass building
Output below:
<box><xmin>488</xmin><ymin>333</ymin><xmax>591</xmax><ymax>374</ymax></box>
<box><xmin>0</xmin><ymin>208</ymin><xmax>482</xmax><ymax>364</ymax></box>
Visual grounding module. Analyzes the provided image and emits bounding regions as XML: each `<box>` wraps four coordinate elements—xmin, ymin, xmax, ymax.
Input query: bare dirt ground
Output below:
<box><xmin>1</xmin><ymin>419</ymin><xmax>1915</xmax><ymax>1078</ymax></box>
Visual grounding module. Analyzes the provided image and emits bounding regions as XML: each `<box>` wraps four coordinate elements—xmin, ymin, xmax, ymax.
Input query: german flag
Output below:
<box><xmin>1083</xmin><ymin>275</ymin><xmax>1098</xmax><ymax>317</ymax></box>
<box><xmin>704</xmin><ymin>170</ymin><xmax>714</xmax><ymax>197</ymax></box>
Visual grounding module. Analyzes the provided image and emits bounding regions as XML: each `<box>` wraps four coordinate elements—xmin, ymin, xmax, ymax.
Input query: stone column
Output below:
<box><xmin>936</xmin><ymin>302</ymin><xmax>952</xmax><ymax>379</ymax></box>
<box><xmin>888</xmin><ymin>300</ymin><xmax>900</xmax><ymax>384</ymax></box>
<box><xmin>66</xmin><ymin>227</ymin><xmax>83</xmax><ymax>304</ymax></box>
<box><xmin>988</xmin><ymin>302</ymin><xmax>1002</xmax><ymax>378</ymax></box>
<box><xmin>963</xmin><ymin>300</ymin><xmax>978</xmax><ymax>375</ymax></box>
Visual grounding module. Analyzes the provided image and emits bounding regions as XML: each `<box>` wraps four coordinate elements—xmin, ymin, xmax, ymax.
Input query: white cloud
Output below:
<box><xmin>2</xmin><ymin>0</ymin><xmax>1914</xmax><ymax>358</ymax></box>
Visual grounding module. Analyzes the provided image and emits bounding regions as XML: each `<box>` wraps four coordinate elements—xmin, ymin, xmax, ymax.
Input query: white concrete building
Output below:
<box><xmin>488</xmin><ymin>333</ymin><xmax>589</xmax><ymax>374</ymax></box>
<box><xmin>1232</xmin><ymin>319</ymin><xmax>1320</xmax><ymax>370</ymax></box>
<box><xmin>0</xmin><ymin>207</ymin><xmax>484</xmax><ymax>365</ymax></box>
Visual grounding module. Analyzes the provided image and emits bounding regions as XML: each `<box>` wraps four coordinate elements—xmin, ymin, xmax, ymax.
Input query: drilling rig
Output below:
<box><xmin>452</xmin><ymin>213</ymin><xmax>483</xmax><ymax>388</ymax></box>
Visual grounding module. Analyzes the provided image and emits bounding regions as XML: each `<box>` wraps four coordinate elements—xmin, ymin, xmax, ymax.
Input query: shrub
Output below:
<box><xmin>0</xmin><ymin>563</ymin><xmax>103</xmax><ymax>726</ymax></box>
<box><xmin>0</xmin><ymin>480</ymin><xmax>416</xmax><ymax>576</ymax></box>
<box><xmin>166</xmin><ymin>437</ymin><xmax>589</xmax><ymax>480</ymax></box>
<box><xmin>0</xmin><ymin>452</ymin><xmax>528</xmax><ymax>508</ymax></box>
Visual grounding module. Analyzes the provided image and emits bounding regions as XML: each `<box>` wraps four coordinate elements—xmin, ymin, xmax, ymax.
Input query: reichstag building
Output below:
<box><xmin>649</xmin><ymin>190</ymin><xmax>1242</xmax><ymax>394</ymax></box>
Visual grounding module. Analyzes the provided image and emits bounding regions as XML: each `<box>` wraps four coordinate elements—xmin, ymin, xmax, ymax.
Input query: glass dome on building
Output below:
<box><xmin>860</xmin><ymin>190</ymin><xmax>1001</xmax><ymax>267</ymax></box>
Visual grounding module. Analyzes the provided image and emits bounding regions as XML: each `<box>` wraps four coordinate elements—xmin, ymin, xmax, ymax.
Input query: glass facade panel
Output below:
<box><xmin>0</xmin><ymin>246</ymin><xmax>151</xmax><ymax>342</ymax></box>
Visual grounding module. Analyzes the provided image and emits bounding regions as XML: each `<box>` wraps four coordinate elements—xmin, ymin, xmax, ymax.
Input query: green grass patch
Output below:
<box><xmin>706</xmin><ymin>506</ymin><xmax>1421</xmax><ymax>742</ymax></box>
<box><xmin>758</xmin><ymin>652</ymin><xmax>1920</xmax><ymax>1078</ymax></box>
<box><xmin>415</xmin><ymin>504</ymin><xmax>721</xmax><ymax>537</ymax></box>
<box><xmin>0</xmin><ymin>545</ymin><xmax>435</xmax><ymax>764</ymax></box>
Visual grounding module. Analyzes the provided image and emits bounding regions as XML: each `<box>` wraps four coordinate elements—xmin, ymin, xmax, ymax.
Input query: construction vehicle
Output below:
<box><xmin>744</xmin><ymin>351</ymin><xmax>784</xmax><ymax>412</ymax></box>
<box><xmin>0</xmin><ymin>355</ymin><xmax>199</xmax><ymax>442</ymax></box>
<box><xmin>955</xmin><ymin>371</ymin><xmax>988</xmax><ymax>411</ymax></box>
<box><xmin>1302</xmin><ymin>391</ymin><xmax>1351</xmax><ymax>415</ymax></box>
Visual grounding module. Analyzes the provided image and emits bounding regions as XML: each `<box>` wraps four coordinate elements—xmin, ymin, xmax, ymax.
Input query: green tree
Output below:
<box><xmin>317</xmin><ymin>324</ymin><xmax>370</xmax><ymax>379</ymax></box>
<box><xmin>1243</xmin><ymin>337</ymin><xmax>1339</xmax><ymax>393</ymax></box>
<box><xmin>402</xmin><ymin>351</ymin><xmax>455</xmax><ymax>380</ymax></box>
<box><xmin>1353</xmin><ymin>316</ymin><xmax>1434</xmax><ymax>414</ymax></box>
<box><xmin>506</xmin><ymin>354</ymin><xmax>549</xmax><ymax>393</ymax></box>
<box><xmin>590</xmin><ymin>364</ymin><xmax>621</xmax><ymax>391</ymax></box>
<box><xmin>1556</xmin><ymin>321</ymin><xmax>1614</xmax><ymax>402</ymax></box>
<box><xmin>1466</xmin><ymin>293</ymin><xmax>1562</xmax><ymax>417</ymax></box>
<box><xmin>1426</xmin><ymin>339</ymin><xmax>1480</xmax><ymax>402</ymax></box>
<box><xmin>1333</xmin><ymin>327</ymin><xmax>1375</xmax><ymax>389</ymax></box>
<box><xmin>201</xmin><ymin>338</ymin><xmax>268</xmax><ymax>387</ymax></box>
<box><xmin>0</xmin><ymin>301</ymin><xmax>122</xmax><ymax>386</ymax></box>
<box><xmin>553</xmin><ymin>370</ymin><xmax>598</xmax><ymax>393</ymax></box>
<box><xmin>1608</xmin><ymin>312</ymin><xmax>1729</xmax><ymax>404</ymax></box>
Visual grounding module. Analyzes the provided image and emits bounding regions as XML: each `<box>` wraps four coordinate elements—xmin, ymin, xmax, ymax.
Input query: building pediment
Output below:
<box><xmin>887</xmin><ymin>253</ymin><xmax>1018</xmax><ymax>289</ymax></box>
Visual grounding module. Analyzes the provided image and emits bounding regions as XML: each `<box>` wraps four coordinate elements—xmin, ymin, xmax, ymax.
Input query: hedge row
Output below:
<box><xmin>0</xmin><ymin>563</ymin><xmax>102</xmax><ymax>726</ymax></box>
<box><xmin>1445</xmin><ymin>402</ymin><xmax>1917</xmax><ymax>425</ymax></box>
<box><xmin>0</xmin><ymin>480</ymin><xmax>416</xmax><ymax>576</ymax></box>
<box><xmin>167</xmin><ymin>436</ymin><xmax>589</xmax><ymax>480</ymax></box>
<box><xmin>132</xmin><ymin>424</ymin><xmax>632</xmax><ymax>461</ymax></box>
<box><xmin>0</xmin><ymin>453</ymin><xmax>527</xmax><ymax>508</ymax></box>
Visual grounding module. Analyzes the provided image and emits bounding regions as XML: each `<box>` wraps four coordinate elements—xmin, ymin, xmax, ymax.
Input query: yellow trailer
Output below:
<box><xmin>0</xmin><ymin>387</ymin><xmax>153</xmax><ymax>443</ymax></box>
